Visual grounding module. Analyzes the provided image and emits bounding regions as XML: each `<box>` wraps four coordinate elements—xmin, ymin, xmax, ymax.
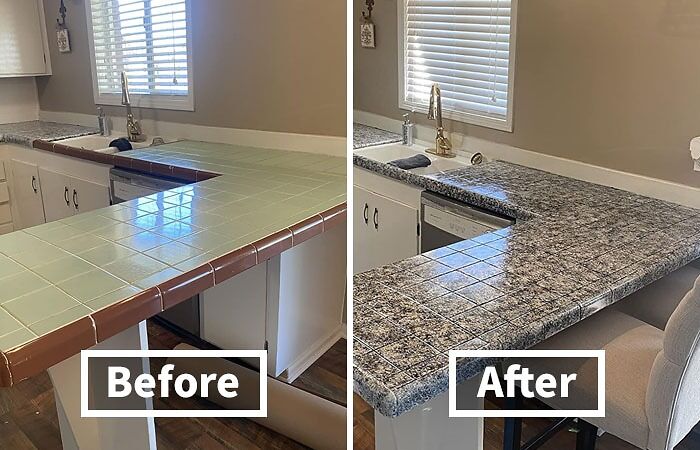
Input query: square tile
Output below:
<box><xmin>57</xmin><ymin>270</ymin><xmax>127</xmax><ymax>302</ymax></box>
<box><xmin>144</xmin><ymin>241</ymin><xmax>204</xmax><ymax>266</ymax></box>
<box><xmin>0</xmin><ymin>271</ymin><xmax>50</xmax><ymax>304</ymax></box>
<box><xmin>3</xmin><ymin>286</ymin><xmax>81</xmax><ymax>326</ymax></box>
<box><xmin>33</xmin><ymin>256</ymin><xmax>95</xmax><ymax>283</ymax></box>
<box><xmin>117</xmin><ymin>231</ymin><xmax>173</xmax><ymax>252</ymax></box>
<box><xmin>78</xmin><ymin>243</ymin><xmax>138</xmax><ymax>266</ymax></box>
<box><xmin>456</xmin><ymin>282</ymin><xmax>504</xmax><ymax>304</ymax></box>
<box><xmin>432</xmin><ymin>271</ymin><xmax>479</xmax><ymax>291</ymax></box>
<box><xmin>104</xmin><ymin>254</ymin><xmax>169</xmax><ymax>282</ymax></box>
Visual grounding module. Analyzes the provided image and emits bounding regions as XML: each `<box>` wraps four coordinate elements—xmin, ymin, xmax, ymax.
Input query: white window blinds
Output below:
<box><xmin>87</xmin><ymin>0</ymin><xmax>193</xmax><ymax>110</ymax></box>
<box><xmin>400</xmin><ymin>0</ymin><xmax>516</xmax><ymax>130</ymax></box>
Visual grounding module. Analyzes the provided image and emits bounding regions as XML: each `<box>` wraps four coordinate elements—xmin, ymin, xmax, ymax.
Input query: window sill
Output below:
<box><xmin>95</xmin><ymin>93</ymin><xmax>194</xmax><ymax>112</ymax></box>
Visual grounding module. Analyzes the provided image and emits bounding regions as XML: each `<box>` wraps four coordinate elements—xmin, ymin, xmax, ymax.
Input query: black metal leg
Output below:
<box><xmin>503</xmin><ymin>394</ymin><xmax>524</xmax><ymax>450</ymax></box>
<box><xmin>576</xmin><ymin>420</ymin><xmax>598</xmax><ymax>450</ymax></box>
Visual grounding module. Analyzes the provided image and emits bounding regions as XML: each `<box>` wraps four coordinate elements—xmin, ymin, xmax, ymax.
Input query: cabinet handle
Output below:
<box><xmin>31</xmin><ymin>176</ymin><xmax>38</xmax><ymax>193</ymax></box>
<box><xmin>64</xmin><ymin>187</ymin><xmax>70</xmax><ymax>205</ymax></box>
<box><xmin>373</xmin><ymin>208</ymin><xmax>379</xmax><ymax>230</ymax></box>
<box><xmin>363</xmin><ymin>203</ymin><xmax>369</xmax><ymax>224</ymax></box>
<box><xmin>72</xmin><ymin>189</ymin><xmax>79</xmax><ymax>209</ymax></box>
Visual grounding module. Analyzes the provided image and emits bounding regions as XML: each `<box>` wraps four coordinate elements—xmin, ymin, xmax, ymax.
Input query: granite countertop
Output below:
<box><xmin>0</xmin><ymin>121</ymin><xmax>98</xmax><ymax>147</ymax></box>
<box><xmin>353</xmin><ymin>123</ymin><xmax>402</xmax><ymax>149</ymax></box>
<box><xmin>0</xmin><ymin>140</ymin><xmax>345</xmax><ymax>387</ymax></box>
<box><xmin>353</xmin><ymin>154</ymin><xmax>700</xmax><ymax>417</ymax></box>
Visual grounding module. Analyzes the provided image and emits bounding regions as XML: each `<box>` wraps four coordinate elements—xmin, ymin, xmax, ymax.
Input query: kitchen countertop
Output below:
<box><xmin>0</xmin><ymin>121</ymin><xmax>98</xmax><ymax>147</ymax></box>
<box><xmin>0</xmin><ymin>139</ymin><xmax>346</xmax><ymax>387</ymax></box>
<box><xmin>353</xmin><ymin>123</ymin><xmax>402</xmax><ymax>149</ymax></box>
<box><xmin>353</xmin><ymin>153</ymin><xmax>700</xmax><ymax>418</ymax></box>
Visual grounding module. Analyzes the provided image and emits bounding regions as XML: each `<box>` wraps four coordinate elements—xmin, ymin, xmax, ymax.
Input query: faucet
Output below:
<box><xmin>120</xmin><ymin>71</ymin><xmax>146</xmax><ymax>142</ymax></box>
<box><xmin>426</xmin><ymin>83</ymin><xmax>454</xmax><ymax>158</ymax></box>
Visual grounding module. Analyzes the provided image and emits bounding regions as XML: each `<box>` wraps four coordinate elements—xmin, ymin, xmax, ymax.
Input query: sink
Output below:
<box><xmin>55</xmin><ymin>134</ymin><xmax>163</xmax><ymax>154</ymax></box>
<box><xmin>354</xmin><ymin>143</ymin><xmax>471</xmax><ymax>175</ymax></box>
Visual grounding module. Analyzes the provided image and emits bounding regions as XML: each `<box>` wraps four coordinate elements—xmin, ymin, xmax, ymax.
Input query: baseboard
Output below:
<box><xmin>39</xmin><ymin>110</ymin><xmax>346</xmax><ymax>157</ymax></box>
<box><xmin>280</xmin><ymin>325</ymin><xmax>344</xmax><ymax>383</ymax></box>
<box><xmin>354</xmin><ymin>110</ymin><xmax>700</xmax><ymax>208</ymax></box>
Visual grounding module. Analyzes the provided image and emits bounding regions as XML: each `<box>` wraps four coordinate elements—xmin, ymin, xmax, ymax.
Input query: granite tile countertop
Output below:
<box><xmin>0</xmin><ymin>121</ymin><xmax>98</xmax><ymax>147</ymax></box>
<box><xmin>353</xmin><ymin>123</ymin><xmax>402</xmax><ymax>149</ymax></box>
<box><xmin>353</xmin><ymin>153</ymin><xmax>700</xmax><ymax>417</ymax></box>
<box><xmin>0</xmin><ymin>140</ymin><xmax>345</xmax><ymax>386</ymax></box>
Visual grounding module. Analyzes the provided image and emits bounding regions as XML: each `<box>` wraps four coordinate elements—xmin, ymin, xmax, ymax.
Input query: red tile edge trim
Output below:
<box><xmin>159</xmin><ymin>264</ymin><xmax>215</xmax><ymax>310</ymax></box>
<box><xmin>31</xmin><ymin>140</ymin><xmax>204</xmax><ymax>183</ymax></box>
<box><xmin>91</xmin><ymin>288</ymin><xmax>162</xmax><ymax>342</ymax></box>
<box><xmin>289</xmin><ymin>214</ymin><xmax>325</xmax><ymax>246</ymax></box>
<box><xmin>210</xmin><ymin>245</ymin><xmax>258</xmax><ymax>284</ymax></box>
<box><xmin>4</xmin><ymin>317</ymin><xmax>97</xmax><ymax>385</ymax></box>
<box><xmin>255</xmin><ymin>229</ymin><xmax>293</xmax><ymax>262</ymax></box>
<box><xmin>0</xmin><ymin>352</ymin><xmax>12</xmax><ymax>387</ymax></box>
<box><xmin>320</xmin><ymin>202</ymin><xmax>347</xmax><ymax>231</ymax></box>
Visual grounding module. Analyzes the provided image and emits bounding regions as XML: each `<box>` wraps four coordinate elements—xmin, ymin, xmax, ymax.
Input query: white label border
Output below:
<box><xmin>448</xmin><ymin>349</ymin><xmax>605</xmax><ymax>418</ymax></box>
<box><xmin>81</xmin><ymin>349</ymin><xmax>268</xmax><ymax>418</ymax></box>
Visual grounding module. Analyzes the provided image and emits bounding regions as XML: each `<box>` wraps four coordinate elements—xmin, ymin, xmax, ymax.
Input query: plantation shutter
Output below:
<box><xmin>402</xmin><ymin>0</ymin><xmax>513</xmax><ymax>125</ymax></box>
<box><xmin>89</xmin><ymin>0</ymin><xmax>190</xmax><ymax>97</ymax></box>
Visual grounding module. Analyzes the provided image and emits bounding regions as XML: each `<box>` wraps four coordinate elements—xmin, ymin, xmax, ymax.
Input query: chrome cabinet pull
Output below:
<box><xmin>363</xmin><ymin>203</ymin><xmax>369</xmax><ymax>224</ymax></box>
<box><xmin>31</xmin><ymin>176</ymin><xmax>38</xmax><ymax>193</ymax></box>
<box><xmin>373</xmin><ymin>208</ymin><xmax>379</xmax><ymax>230</ymax></box>
<box><xmin>64</xmin><ymin>187</ymin><xmax>70</xmax><ymax>205</ymax></box>
<box><xmin>72</xmin><ymin>189</ymin><xmax>79</xmax><ymax>209</ymax></box>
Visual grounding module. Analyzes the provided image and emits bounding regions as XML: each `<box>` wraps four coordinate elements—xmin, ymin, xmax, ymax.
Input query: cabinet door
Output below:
<box><xmin>354</xmin><ymin>185</ymin><xmax>419</xmax><ymax>274</ymax></box>
<box><xmin>38</xmin><ymin>168</ymin><xmax>72</xmax><ymax>222</ymax></box>
<box><xmin>70</xmin><ymin>177</ymin><xmax>110</xmax><ymax>215</ymax></box>
<box><xmin>0</xmin><ymin>1</ymin><xmax>47</xmax><ymax>76</ymax></box>
<box><xmin>9</xmin><ymin>160</ymin><xmax>45</xmax><ymax>229</ymax></box>
<box><xmin>353</xmin><ymin>185</ymin><xmax>375</xmax><ymax>274</ymax></box>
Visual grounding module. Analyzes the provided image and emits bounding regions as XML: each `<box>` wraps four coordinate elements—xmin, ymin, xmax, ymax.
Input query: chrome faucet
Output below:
<box><xmin>426</xmin><ymin>83</ymin><xmax>454</xmax><ymax>158</ymax></box>
<box><xmin>120</xmin><ymin>72</ymin><xmax>146</xmax><ymax>142</ymax></box>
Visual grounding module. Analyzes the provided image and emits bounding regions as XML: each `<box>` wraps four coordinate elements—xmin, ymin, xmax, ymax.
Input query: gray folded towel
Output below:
<box><xmin>388</xmin><ymin>154</ymin><xmax>432</xmax><ymax>170</ymax></box>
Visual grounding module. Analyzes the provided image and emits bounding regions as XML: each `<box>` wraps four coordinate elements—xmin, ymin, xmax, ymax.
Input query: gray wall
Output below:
<box><xmin>38</xmin><ymin>0</ymin><xmax>346</xmax><ymax>137</ymax></box>
<box><xmin>354</xmin><ymin>0</ymin><xmax>700</xmax><ymax>187</ymax></box>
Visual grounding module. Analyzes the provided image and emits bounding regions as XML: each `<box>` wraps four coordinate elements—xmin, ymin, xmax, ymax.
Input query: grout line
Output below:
<box><xmin>87</xmin><ymin>315</ymin><xmax>98</xmax><ymax>344</ymax></box>
<box><xmin>154</xmin><ymin>285</ymin><xmax>164</xmax><ymax>311</ymax></box>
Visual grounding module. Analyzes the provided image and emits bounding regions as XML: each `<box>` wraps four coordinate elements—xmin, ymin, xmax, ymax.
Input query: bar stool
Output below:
<box><xmin>503</xmin><ymin>274</ymin><xmax>700</xmax><ymax>450</ymax></box>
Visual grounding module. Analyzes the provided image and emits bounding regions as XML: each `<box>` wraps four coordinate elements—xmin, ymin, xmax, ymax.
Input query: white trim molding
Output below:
<box><xmin>39</xmin><ymin>110</ymin><xmax>346</xmax><ymax>157</ymax></box>
<box><xmin>355</xmin><ymin>110</ymin><xmax>700</xmax><ymax>209</ymax></box>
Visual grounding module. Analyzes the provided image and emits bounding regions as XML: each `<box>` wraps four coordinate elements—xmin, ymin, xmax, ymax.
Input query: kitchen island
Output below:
<box><xmin>353</xmin><ymin>146</ymin><xmax>700</xmax><ymax>448</ymax></box>
<box><xmin>0</xmin><ymin>132</ymin><xmax>346</xmax><ymax>449</ymax></box>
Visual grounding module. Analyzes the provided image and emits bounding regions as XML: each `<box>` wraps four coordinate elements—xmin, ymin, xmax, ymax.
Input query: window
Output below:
<box><xmin>86</xmin><ymin>0</ymin><xmax>193</xmax><ymax>111</ymax></box>
<box><xmin>399</xmin><ymin>0</ymin><xmax>517</xmax><ymax>131</ymax></box>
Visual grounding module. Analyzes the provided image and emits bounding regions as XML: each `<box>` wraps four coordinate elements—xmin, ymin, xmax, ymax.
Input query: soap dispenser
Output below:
<box><xmin>402</xmin><ymin>112</ymin><xmax>414</xmax><ymax>146</ymax></box>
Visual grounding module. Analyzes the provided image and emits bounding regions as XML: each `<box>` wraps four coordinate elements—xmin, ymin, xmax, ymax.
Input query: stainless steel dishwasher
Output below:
<box><xmin>420</xmin><ymin>191</ymin><xmax>514</xmax><ymax>252</ymax></box>
<box><xmin>109</xmin><ymin>168</ymin><xmax>201</xmax><ymax>336</ymax></box>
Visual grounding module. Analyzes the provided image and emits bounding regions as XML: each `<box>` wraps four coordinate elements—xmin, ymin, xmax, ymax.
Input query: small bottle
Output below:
<box><xmin>97</xmin><ymin>107</ymin><xmax>110</xmax><ymax>136</ymax></box>
<box><xmin>402</xmin><ymin>112</ymin><xmax>414</xmax><ymax>146</ymax></box>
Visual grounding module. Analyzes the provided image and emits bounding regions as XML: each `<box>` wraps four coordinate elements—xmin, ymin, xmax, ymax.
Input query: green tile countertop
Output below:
<box><xmin>0</xmin><ymin>140</ymin><xmax>345</xmax><ymax>373</ymax></box>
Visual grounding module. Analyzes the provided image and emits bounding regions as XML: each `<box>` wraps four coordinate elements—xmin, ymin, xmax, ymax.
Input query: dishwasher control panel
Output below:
<box><xmin>423</xmin><ymin>204</ymin><xmax>496</xmax><ymax>241</ymax></box>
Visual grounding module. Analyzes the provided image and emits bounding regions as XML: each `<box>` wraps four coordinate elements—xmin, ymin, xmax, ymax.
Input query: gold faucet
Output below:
<box><xmin>426</xmin><ymin>83</ymin><xmax>455</xmax><ymax>158</ymax></box>
<box><xmin>120</xmin><ymin>72</ymin><xmax>146</xmax><ymax>143</ymax></box>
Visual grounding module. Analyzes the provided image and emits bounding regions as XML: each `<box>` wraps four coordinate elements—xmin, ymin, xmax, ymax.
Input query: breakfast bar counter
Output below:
<box><xmin>352</xmin><ymin>152</ymin><xmax>700</xmax><ymax>424</ymax></box>
<box><xmin>0</xmin><ymin>139</ymin><xmax>346</xmax><ymax>386</ymax></box>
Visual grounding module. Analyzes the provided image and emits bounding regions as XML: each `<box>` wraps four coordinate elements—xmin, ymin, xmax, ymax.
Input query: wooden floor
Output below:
<box><xmin>354</xmin><ymin>394</ymin><xmax>700</xmax><ymax>450</ymax></box>
<box><xmin>0</xmin><ymin>320</ymin><xmax>347</xmax><ymax>450</ymax></box>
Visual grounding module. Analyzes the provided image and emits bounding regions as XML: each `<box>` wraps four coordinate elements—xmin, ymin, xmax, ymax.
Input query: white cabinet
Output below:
<box><xmin>0</xmin><ymin>162</ymin><xmax>13</xmax><ymax>235</ymax></box>
<box><xmin>39</xmin><ymin>168</ymin><xmax>72</xmax><ymax>222</ymax></box>
<box><xmin>9</xmin><ymin>159</ymin><xmax>45</xmax><ymax>228</ymax></box>
<box><xmin>39</xmin><ymin>167</ymin><xmax>110</xmax><ymax>221</ymax></box>
<box><xmin>70</xmin><ymin>177</ymin><xmax>110</xmax><ymax>215</ymax></box>
<box><xmin>353</xmin><ymin>167</ymin><xmax>422</xmax><ymax>274</ymax></box>
<box><xmin>0</xmin><ymin>0</ymin><xmax>51</xmax><ymax>77</ymax></box>
<box><xmin>354</xmin><ymin>186</ymin><xmax>419</xmax><ymax>274</ymax></box>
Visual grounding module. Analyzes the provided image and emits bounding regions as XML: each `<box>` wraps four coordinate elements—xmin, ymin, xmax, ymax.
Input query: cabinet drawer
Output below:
<box><xmin>0</xmin><ymin>182</ymin><xmax>8</xmax><ymax>203</ymax></box>
<box><xmin>0</xmin><ymin>222</ymin><xmax>12</xmax><ymax>235</ymax></box>
<box><xmin>0</xmin><ymin>203</ymin><xmax>12</xmax><ymax>224</ymax></box>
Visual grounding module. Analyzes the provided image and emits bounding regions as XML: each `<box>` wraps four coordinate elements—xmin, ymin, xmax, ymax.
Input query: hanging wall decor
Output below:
<box><xmin>56</xmin><ymin>0</ymin><xmax>71</xmax><ymax>53</ymax></box>
<box><xmin>360</xmin><ymin>0</ymin><xmax>376</xmax><ymax>48</ymax></box>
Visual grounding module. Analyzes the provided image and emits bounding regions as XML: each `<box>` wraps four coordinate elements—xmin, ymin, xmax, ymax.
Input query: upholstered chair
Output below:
<box><xmin>505</xmin><ymin>274</ymin><xmax>700</xmax><ymax>450</ymax></box>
